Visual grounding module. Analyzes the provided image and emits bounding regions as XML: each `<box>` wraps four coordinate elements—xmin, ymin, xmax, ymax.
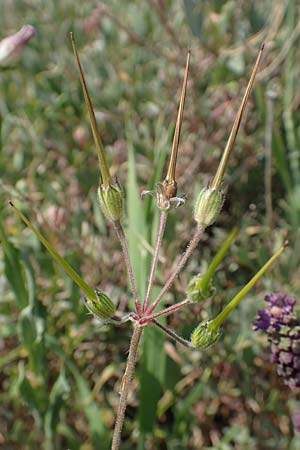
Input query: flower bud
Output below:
<box><xmin>191</xmin><ymin>320</ymin><xmax>222</xmax><ymax>349</ymax></box>
<box><xmin>187</xmin><ymin>274</ymin><xmax>215</xmax><ymax>302</ymax></box>
<box><xmin>194</xmin><ymin>187</ymin><xmax>224</xmax><ymax>228</ymax></box>
<box><xmin>98</xmin><ymin>181</ymin><xmax>123</xmax><ymax>222</ymax></box>
<box><xmin>85</xmin><ymin>288</ymin><xmax>115</xmax><ymax>320</ymax></box>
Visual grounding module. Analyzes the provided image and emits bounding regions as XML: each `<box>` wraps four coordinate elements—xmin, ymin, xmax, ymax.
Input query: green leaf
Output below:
<box><xmin>174</xmin><ymin>368</ymin><xmax>211</xmax><ymax>426</ymax></box>
<box><xmin>18</xmin><ymin>305</ymin><xmax>47</xmax><ymax>375</ymax></box>
<box><xmin>56</xmin><ymin>423</ymin><xmax>80</xmax><ymax>450</ymax></box>
<box><xmin>15</xmin><ymin>362</ymin><xmax>47</xmax><ymax>416</ymax></box>
<box><xmin>145</xmin><ymin>116</ymin><xmax>170</xmax><ymax>223</ymax></box>
<box><xmin>273</xmin><ymin>126</ymin><xmax>292</xmax><ymax>194</ymax></box>
<box><xmin>139</xmin><ymin>287</ymin><xmax>166</xmax><ymax>433</ymax></box>
<box><xmin>164</xmin><ymin>355</ymin><xmax>182</xmax><ymax>392</ymax></box>
<box><xmin>71</xmin><ymin>366</ymin><xmax>109</xmax><ymax>449</ymax></box>
<box><xmin>21</xmin><ymin>253</ymin><xmax>36</xmax><ymax>307</ymax></box>
<box><xmin>183</xmin><ymin>0</ymin><xmax>203</xmax><ymax>38</ymax></box>
<box><xmin>46</xmin><ymin>335</ymin><xmax>109</xmax><ymax>449</ymax></box>
<box><xmin>127</xmin><ymin>145</ymin><xmax>148</xmax><ymax>299</ymax></box>
<box><xmin>0</xmin><ymin>220</ymin><xmax>28</xmax><ymax>308</ymax></box>
<box><xmin>44</xmin><ymin>366</ymin><xmax>70</xmax><ymax>450</ymax></box>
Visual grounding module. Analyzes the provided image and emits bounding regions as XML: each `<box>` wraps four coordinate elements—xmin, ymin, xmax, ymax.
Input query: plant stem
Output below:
<box><xmin>210</xmin><ymin>242</ymin><xmax>287</xmax><ymax>330</ymax></box>
<box><xmin>114</xmin><ymin>221</ymin><xmax>142</xmax><ymax>316</ymax></box>
<box><xmin>143</xmin><ymin>211</ymin><xmax>168</xmax><ymax>312</ymax></box>
<box><xmin>146</xmin><ymin>226</ymin><xmax>204</xmax><ymax>315</ymax></box>
<box><xmin>200</xmin><ymin>227</ymin><xmax>238</xmax><ymax>294</ymax></box>
<box><xmin>153</xmin><ymin>319</ymin><xmax>193</xmax><ymax>348</ymax></box>
<box><xmin>264</xmin><ymin>90</ymin><xmax>275</xmax><ymax>231</ymax></box>
<box><xmin>9</xmin><ymin>202</ymin><xmax>97</xmax><ymax>302</ymax></box>
<box><xmin>111</xmin><ymin>325</ymin><xmax>143</xmax><ymax>450</ymax></box>
<box><xmin>140</xmin><ymin>299</ymin><xmax>191</xmax><ymax>324</ymax></box>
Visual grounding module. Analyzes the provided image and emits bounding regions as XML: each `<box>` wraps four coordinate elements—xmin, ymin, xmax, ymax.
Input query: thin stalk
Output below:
<box><xmin>200</xmin><ymin>227</ymin><xmax>238</xmax><ymax>294</ymax></box>
<box><xmin>153</xmin><ymin>319</ymin><xmax>193</xmax><ymax>348</ymax></box>
<box><xmin>140</xmin><ymin>299</ymin><xmax>191</xmax><ymax>325</ymax></box>
<box><xmin>114</xmin><ymin>221</ymin><xmax>142</xmax><ymax>316</ymax></box>
<box><xmin>143</xmin><ymin>211</ymin><xmax>168</xmax><ymax>312</ymax></box>
<box><xmin>146</xmin><ymin>226</ymin><xmax>204</xmax><ymax>315</ymax></box>
<box><xmin>111</xmin><ymin>325</ymin><xmax>143</xmax><ymax>450</ymax></box>
<box><xmin>210</xmin><ymin>242</ymin><xmax>287</xmax><ymax>331</ymax></box>
<box><xmin>9</xmin><ymin>202</ymin><xmax>97</xmax><ymax>301</ymax></box>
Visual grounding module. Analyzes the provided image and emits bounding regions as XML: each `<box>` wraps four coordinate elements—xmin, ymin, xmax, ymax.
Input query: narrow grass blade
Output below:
<box><xmin>46</xmin><ymin>335</ymin><xmax>109</xmax><ymax>449</ymax></box>
<box><xmin>44</xmin><ymin>366</ymin><xmax>70</xmax><ymax>450</ymax></box>
<box><xmin>0</xmin><ymin>220</ymin><xmax>28</xmax><ymax>308</ymax></box>
<box><xmin>139</xmin><ymin>286</ymin><xmax>166</xmax><ymax>433</ymax></box>
<box><xmin>127</xmin><ymin>146</ymin><xmax>148</xmax><ymax>299</ymax></box>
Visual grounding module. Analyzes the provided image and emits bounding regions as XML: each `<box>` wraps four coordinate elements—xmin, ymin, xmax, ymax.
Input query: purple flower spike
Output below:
<box><xmin>254</xmin><ymin>293</ymin><xmax>300</xmax><ymax>389</ymax></box>
<box><xmin>254</xmin><ymin>293</ymin><xmax>296</xmax><ymax>333</ymax></box>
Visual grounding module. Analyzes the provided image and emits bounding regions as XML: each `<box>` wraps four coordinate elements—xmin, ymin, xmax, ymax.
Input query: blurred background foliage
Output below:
<box><xmin>1</xmin><ymin>0</ymin><xmax>300</xmax><ymax>449</ymax></box>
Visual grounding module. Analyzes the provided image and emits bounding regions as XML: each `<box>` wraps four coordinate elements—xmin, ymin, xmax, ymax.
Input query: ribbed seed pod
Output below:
<box><xmin>194</xmin><ymin>187</ymin><xmax>224</xmax><ymax>228</ymax></box>
<box><xmin>85</xmin><ymin>288</ymin><xmax>115</xmax><ymax>320</ymax></box>
<box><xmin>191</xmin><ymin>320</ymin><xmax>222</xmax><ymax>349</ymax></box>
<box><xmin>98</xmin><ymin>181</ymin><xmax>123</xmax><ymax>222</ymax></box>
<box><xmin>187</xmin><ymin>274</ymin><xmax>215</xmax><ymax>302</ymax></box>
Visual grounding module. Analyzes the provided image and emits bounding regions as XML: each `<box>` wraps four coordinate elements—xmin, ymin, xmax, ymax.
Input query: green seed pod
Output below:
<box><xmin>98</xmin><ymin>181</ymin><xmax>123</xmax><ymax>222</ymax></box>
<box><xmin>187</xmin><ymin>274</ymin><xmax>215</xmax><ymax>302</ymax></box>
<box><xmin>194</xmin><ymin>187</ymin><xmax>224</xmax><ymax>228</ymax></box>
<box><xmin>85</xmin><ymin>288</ymin><xmax>115</xmax><ymax>320</ymax></box>
<box><xmin>191</xmin><ymin>320</ymin><xmax>222</xmax><ymax>349</ymax></box>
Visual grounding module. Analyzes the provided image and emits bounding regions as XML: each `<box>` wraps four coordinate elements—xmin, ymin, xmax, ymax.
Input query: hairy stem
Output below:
<box><xmin>143</xmin><ymin>211</ymin><xmax>168</xmax><ymax>312</ymax></box>
<box><xmin>153</xmin><ymin>319</ymin><xmax>193</xmax><ymax>348</ymax></box>
<box><xmin>146</xmin><ymin>226</ymin><xmax>204</xmax><ymax>315</ymax></box>
<box><xmin>114</xmin><ymin>221</ymin><xmax>142</xmax><ymax>316</ymax></box>
<box><xmin>111</xmin><ymin>325</ymin><xmax>143</xmax><ymax>450</ymax></box>
<box><xmin>140</xmin><ymin>299</ymin><xmax>191</xmax><ymax>324</ymax></box>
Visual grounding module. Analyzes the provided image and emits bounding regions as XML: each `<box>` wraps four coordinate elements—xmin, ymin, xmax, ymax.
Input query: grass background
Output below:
<box><xmin>1</xmin><ymin>0</ymin><xmax>300</xmax><ymax>449</ymax></box>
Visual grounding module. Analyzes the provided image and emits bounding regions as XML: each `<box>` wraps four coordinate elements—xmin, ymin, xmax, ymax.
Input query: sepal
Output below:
<box><xmin>194</xmin><ymin>187</ymin><xmax>224</xmax><ymax>228</ymax></box>
<box><xmin>191</xmin><ymin>320</ymin><xmax>222</xmax><ymax>349</ymax></box>
<box><xmin>98</xmin><ymin>181</ymin><xmax>123</xmax><ymax>222</ymax></box>
<box><xmin>187</xmin><ymin>275</ymin><xmax>215</xmax><ymax>302</ymax></box>
<box><xmin>84</xmin><ymin>288</ymin><xmax>115</xmax><ymax>320</ymax></box>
